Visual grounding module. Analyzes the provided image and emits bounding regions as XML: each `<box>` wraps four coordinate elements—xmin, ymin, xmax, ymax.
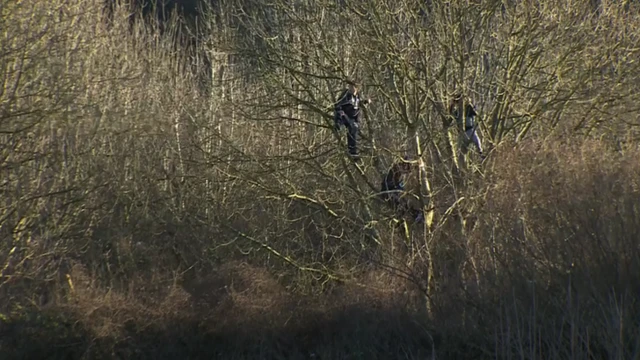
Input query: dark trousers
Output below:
<box><xmin>345</xmin><ymin>119</ymin><xmax>359</xmax><ymax>155</ymax></box>
<box><xmin>336</xmin><ymin>112</ymin><xmax>360</xmax><ymax>156</ymax></box>
<box><xmin>380</xmin><ymin>183</ymin><xmax>423</xmax><ymax>222</ymax></box>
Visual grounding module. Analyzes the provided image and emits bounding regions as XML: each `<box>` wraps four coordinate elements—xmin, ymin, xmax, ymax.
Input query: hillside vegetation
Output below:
<box><xmin>2</xmin><ymin>0</ymin><xmax>640</xmax><ymax>359</ymax></box>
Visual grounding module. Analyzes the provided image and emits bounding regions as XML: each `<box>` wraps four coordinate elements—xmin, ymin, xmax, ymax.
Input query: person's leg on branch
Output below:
<box><xmin>393</xmin><ymin>191</ymin><xmax>414</xmax><ymax>220</ymax></box>
<box><xmin>466</xmin><ymin>128</ymin><xmax>485</xmax><ymax>159</ymax></box>
<box><xmin>345</xmin><ymin>119</ymin><xmax>359</xmax><ymax>157</ymax></box>
<box><xmin>458</xmin><ymin>131</ymin><xmax>470</xmax><ymax>169</ymax></box>
<box><xmin>399</xmin><ymin>197</ymin><xmax>424</xmax><ymax>224</ymax></box>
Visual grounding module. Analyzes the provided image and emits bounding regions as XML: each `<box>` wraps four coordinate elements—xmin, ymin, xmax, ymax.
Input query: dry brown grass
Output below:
<box><xmin>463</xmin><ymin>138</ymin><xmax>640</xmax><ymax>359</ymax></box>
<box><xmin>2</xmin><ymin>260</ymin><xmax>436</xmax><ymax>359</ymax></box>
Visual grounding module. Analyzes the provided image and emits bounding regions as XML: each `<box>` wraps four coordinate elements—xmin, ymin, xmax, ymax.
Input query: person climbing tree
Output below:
<box><xmin>334</xmin><ymin>81</ymin><xmax>372</xmax><ymax>160</ymax></box>
<box><xmin>449</xmin><ymin>91</ymin><xmax>485</xmax><ymax>160</ymax></box>
<box><xmin>380</xmin><ymin>156</ymin><xmax>423</xmax><ymax>223</ymax></box>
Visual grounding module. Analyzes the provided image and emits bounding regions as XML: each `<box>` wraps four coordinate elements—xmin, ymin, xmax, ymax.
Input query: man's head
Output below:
<box><xmin>398</xmin><ymin>155</ymin><xmax>415</xmax><ymax>173</ymax></box>
<box><xmin>450</xmin><ymin>90</ymin><xmax>464</xmax><ymax>105</ymax></box>
<box><xmin>347</xmin><ymin>80</ymin><xmax>361</xmax><ymax>95</ymax></box>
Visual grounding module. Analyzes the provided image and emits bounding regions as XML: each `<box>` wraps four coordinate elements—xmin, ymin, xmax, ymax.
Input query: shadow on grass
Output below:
<box><xmin>0</xmin><ymin>296</ymin><xmax>445</xmax><ymax>360</ymax></box>
<box><xmin>0</xmin><ymin>261</ymin><xmax>461</xmax><ymax>360</ymax></box>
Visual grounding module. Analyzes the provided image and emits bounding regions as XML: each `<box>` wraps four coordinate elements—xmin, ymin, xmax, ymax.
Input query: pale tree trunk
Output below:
<box><xmin>210</xmin><ymin>51</ymin><xmax>233</xmax><ymax>206</ymax></box>
<box><xmin>173</xmin><ymin>113</ymin><xmax>185</xmax><ymax>185</ymax></box>
<box><xmin>286</xmin><ymin>30</ymin><xmax>297</xmax><ymax>176</ymax></box>
<box><xmin>172</xmin><ymin>93</ymin><xmax>187</xmax><ymax>212</ymax></box>
<box><xmin>448</xmin><ymin>125</ymin><xmax>463</xmax><ymax>174</ymax></box>
<box><xmin>225</xmin><ymin>55</ymin><xmax>236</xmax><ymax>202</ymax></box>
<box><xmin>210</xmin><ymin>51</ymin><xmax>227</xmax><ymax>162</ymax></box>
<box><xmin>408</xmin><ymin>124</ymin><xmax>437</xmax><ymax>318</ymax></box>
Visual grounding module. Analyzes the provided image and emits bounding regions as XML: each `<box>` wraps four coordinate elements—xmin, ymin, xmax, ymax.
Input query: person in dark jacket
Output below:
<box><xmin>334</xmin><ymin>82</ymin><xmax>372</xmax><ymax>159</ymax></box>
<box><xmin>449</xmin><ymin>91</ymin><xmax>485</xmax><ymax>160</ymax></box>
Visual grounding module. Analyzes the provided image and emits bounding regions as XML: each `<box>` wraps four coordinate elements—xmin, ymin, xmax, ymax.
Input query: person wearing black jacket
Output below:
<box><xmin>449</xmin><ymin>91</ymin><xmax>485</xmax><ymax>160</ymax></box>
<box><xmin>334</xmin><ymin>82</ymin><xmax>372</xmax><ymax>159</ymax></box>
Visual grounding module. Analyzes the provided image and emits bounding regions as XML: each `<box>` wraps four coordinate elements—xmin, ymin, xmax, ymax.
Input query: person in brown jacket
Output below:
<box><xmin>380</xmin><ymin>156</ymin><xmax>423</xmax><ymax>222</ymax></box>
